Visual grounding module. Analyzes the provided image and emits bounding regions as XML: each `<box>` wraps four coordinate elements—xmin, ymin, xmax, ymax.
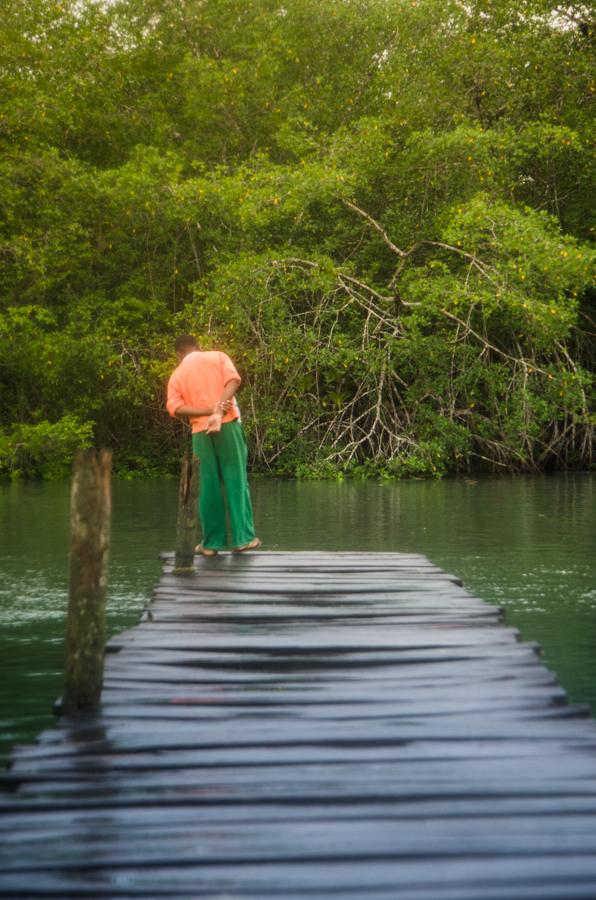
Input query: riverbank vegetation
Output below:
<box><xmin>1</xmin><ymin>0</ymin><xmax>594</xmax><ymax>478</ymax></box>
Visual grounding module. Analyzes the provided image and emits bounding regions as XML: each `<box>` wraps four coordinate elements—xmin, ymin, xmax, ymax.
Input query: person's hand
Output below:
<box><xmin>206</xmin><ymin>411</ymin><xmax>223</xmax><ymax>433</ymax></box>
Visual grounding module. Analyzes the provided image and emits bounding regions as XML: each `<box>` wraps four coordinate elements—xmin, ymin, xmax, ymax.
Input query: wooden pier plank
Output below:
<box><xmin>5</xmin><ymin>856</ymin><xmax>596</xmax><ymax>900</ymax></box>
<box><xmin>2</xmin><ymin>550</ymin><xmax>596</xmax><ymax>899</ymax></box>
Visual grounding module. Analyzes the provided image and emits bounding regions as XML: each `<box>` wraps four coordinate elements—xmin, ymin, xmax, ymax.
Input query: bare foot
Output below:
<box><xmin>232</xmin><ymin>537</ymin><xmax>262</xmax><ymax>553</ymax></box>
<box><xmin>196</xmin><ymin>545</ymin><xmax>218</xmax><ymax>557</ymax></box>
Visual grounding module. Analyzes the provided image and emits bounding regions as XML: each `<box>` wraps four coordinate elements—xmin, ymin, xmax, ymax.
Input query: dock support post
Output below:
<box><xmin>62</xmin><ymin>449</ymin><xmax>112</xmax><ymax>715</ymax></box>
<box><xmin>174</xmin><ymin>452</ymin><xmax>199</xmax><ymax>573</ymax></box>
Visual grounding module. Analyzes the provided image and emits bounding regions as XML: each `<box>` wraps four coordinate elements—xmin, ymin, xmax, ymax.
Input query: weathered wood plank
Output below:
<box><xmin>7</xmin><ymin>807</ymin><xmax>596</xmax><ymax>857</ymax></box>
<box><xmin>106</xmin><ymin>625</ymin><xmax>522</xmax><ymax>653</ymax></box>
<box><xmin>4</xmin><ymin>856</ymin><xmax>596</xmax><ymax>898</ymax></box>
<box><xmin>97</xmin><ymin>683</ymin><xmax>568</xmax><ymax>707</ymax></box>
<box><xmin>151</xmin><ymin>594</ymin><xmax>475</xmax><ymax>609</ymax></box>
<box><xmin>8</xmin><ymin>756</ymin><xmax>596</xmax><ymax>801</ymax></box>
<box><xmin>10</xmin><ymin>738</ymin><xmax>593</xmax><ymax>779</ymax></box>
<box><xmin>13</xmin><ymin>715</ymin><xmax>596</xmax><ymax>763</ymax></box>
<box><xmin>100</xmin><ymin>663</ymin><xmax>557</xmax><ymax>686</ymax></box>
<box><xmin>4</xmin><ymin>792</ymin><xmax>596</xmax><ymax>830</ymax></box>
<box><xmin>6</xmin><ymin>815</ymin><xmax>596</xmax><ymax>873</ymax></box>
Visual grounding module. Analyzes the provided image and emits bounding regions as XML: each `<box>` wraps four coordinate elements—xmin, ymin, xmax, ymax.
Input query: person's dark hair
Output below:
<box><xmin>175</xmin><ymin>334</ymin><xmax>199</xmax><ymax>353</ymax></box>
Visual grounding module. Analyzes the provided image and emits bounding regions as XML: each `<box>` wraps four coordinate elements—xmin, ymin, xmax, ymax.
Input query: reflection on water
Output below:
<box><xmin>1</xmin><ymin>473</ymin><xmax>594</xmax><ymax>764</ymax></box>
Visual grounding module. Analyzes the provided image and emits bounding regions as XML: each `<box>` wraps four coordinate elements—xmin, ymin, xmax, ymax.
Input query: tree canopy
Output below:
<box><xmin>0</xmin><ymin>0</ymin><xmax>594</xmax><ymax>478</ymax></box>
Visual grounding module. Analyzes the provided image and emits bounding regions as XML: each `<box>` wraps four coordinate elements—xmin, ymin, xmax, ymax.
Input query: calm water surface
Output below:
<box><xmin>1</xmin><ymin>473</ymin><xmax>594</xmax><ymax>765</ymax></box>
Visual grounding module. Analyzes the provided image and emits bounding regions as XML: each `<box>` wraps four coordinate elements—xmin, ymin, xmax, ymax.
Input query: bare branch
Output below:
<box><xmin>343</xmin><ymin>200</ymin><xmax>408</xmax><ymax>258</ymax></box>
<box><xmin>439</xmin><ymin>308</ymin><xmax>547</xmax><ymax>375</ymax></box>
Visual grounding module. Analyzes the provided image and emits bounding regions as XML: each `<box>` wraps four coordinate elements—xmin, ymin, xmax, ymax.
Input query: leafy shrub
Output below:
<box><xmin>0</xmin><ymin>416</ymin><xmax>94</xmax><ymax>480</ymax></box>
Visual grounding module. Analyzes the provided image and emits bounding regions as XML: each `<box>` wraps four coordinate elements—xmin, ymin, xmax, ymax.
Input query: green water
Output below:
<box><xmin>1</xmin><ymin>474</ymin><xmax>594</xmax><ymax>765</ymax></box>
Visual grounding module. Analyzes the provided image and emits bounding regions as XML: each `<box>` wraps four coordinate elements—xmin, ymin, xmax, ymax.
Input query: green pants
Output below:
<box><xmin>191</xmin><ymin>420</ymin><xmax>256</xmax><ymax>550</ymax></box>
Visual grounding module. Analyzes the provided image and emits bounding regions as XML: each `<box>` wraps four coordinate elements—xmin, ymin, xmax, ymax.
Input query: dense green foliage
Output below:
<box><xmin>1</xmin><ymin>0</ymin><xmax>594</xmax><ymax>478</ymax></box>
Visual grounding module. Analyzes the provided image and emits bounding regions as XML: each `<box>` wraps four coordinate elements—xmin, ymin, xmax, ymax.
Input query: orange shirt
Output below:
<box><xmin>166</xmin><ymin>350</ymin><xmax>241</xmax><ymax>434</ymax></box>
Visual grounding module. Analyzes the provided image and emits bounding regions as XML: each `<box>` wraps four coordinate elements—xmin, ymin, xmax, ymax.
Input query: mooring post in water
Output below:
<box><xmin>174</xmin><ymin>452</ymin><xmax>199</xmax><ymax>573</ymax></box>
<box><xmin>62</xmin><ymin>449</ymin><xmax>112</xmax><ymax>715</ymax></box>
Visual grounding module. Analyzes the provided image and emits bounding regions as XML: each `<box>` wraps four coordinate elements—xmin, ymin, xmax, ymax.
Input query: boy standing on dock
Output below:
<box><xmin>166</xmin><ymin>334</ymin><xmax>261</xmax><ymax>557</ymax></box>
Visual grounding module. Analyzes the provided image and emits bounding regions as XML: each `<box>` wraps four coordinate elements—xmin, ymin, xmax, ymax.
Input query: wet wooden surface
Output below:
<box><xmin>2</xmin><ymin>551</ymin><xmax>596</xmax><ymax>899</ymax></box>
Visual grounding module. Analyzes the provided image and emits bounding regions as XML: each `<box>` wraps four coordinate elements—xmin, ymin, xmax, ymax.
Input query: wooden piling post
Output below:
<box><xmin>174</xmin><ymin>452</ymin><xmax>199</xmax><ymax>573</ymax></box>
<box><xmin>62</xmin><ymin>449</ymin><xmax>112</xmax><ymax>715</ymax></box>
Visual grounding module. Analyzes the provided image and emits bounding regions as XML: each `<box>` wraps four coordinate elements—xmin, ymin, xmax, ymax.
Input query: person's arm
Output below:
<box><xmin>177</xmin><ymin>376</ymin><xmax>239</xmax><ymax>419</ymax></box>
<box><xmin>173</xmin><ymin>402</ymin><xmax>217</xmax><ymax>418</ymax></box>
<box><xmin>167</xmin><ymin>371</ymin><xmax>240</xmax><ymax>419</ymax></box>
<box><xmin>215</xmin><ymin>377</ymin><xmax>241</xmax><ymax>412</ymax></box>
<box><xmin>206</xmin><ymin>377</ymin><xmax>241</xmax><ymax>431</ymax></box>
<box><xmin>166</xmin><ymin>373</ymin><xmax>196</xmax><ymax>419</ymax></box>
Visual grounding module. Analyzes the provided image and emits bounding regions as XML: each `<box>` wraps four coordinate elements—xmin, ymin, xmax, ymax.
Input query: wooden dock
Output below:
<box><xmin>2</xmin><ymin>551</ymin><xmax>596</xmax><ymax>898</ymax></box>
